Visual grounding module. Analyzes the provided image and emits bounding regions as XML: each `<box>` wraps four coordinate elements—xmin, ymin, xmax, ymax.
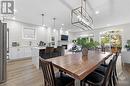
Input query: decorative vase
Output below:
<box><xmin>82</xmin><ymin>47</ymin><xmax>88</xmax><ymax>60</ymax></box>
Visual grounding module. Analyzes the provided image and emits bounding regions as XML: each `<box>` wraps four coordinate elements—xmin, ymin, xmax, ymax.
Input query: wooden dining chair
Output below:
<box><xmin>56</xmin><ymin>46</ymin><xmax>63</xmax><ymax>56</ymax></box>
<box><xmin>112</xmin><ymin>52</ymin><xmax>119</xmax><ymax>85</ymax></box>
<box><xmin>39</xmin><ymin>49</ymin><xmax>49</xmax><ymax>59</ymax></box>
<box><xmin>95</xmin><ymin>52</ymin><xmax>119</xmax><ymax>86</ymax></box>
<box><xmin>45</xmin><ymin>47</ymin><xmax>54</xmax><ymax>58</ymax></box>
<box><xmin>40</xmin><ymin>57</ymin><xmax>75</xmax><ymax>86</ymax></box>
<box><xmin>95</xmin><ymin>54</ymin><xmax>117</xmax><ymax>74</ymax></box>
<box><xmin>89</xmin><ymin>55</ymin><xmax>118</xmax><ymax>86</ymax></box>
<box><xmin>53</xmin><ymin>46</ymin><xmax>65</xmax><ymax>57</ymax></box>
<box><xmin>80</xmin><ymin>59</ymin><xmax>114</xmax><ymax>86</ymax></box>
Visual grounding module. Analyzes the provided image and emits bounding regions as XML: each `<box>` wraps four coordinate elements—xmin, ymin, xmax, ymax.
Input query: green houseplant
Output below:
<box><xmin>76</xmin><ymin>37</ymin><xmax>99</xmax><ymax>49</ymax></box>
<box><xmin>76</xmin><ymin>37</ymin><xmax>99</xmax><ymax>58</ymax></box>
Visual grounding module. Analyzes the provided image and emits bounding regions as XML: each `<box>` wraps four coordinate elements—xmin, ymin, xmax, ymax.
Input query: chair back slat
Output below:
<box><xmin>40</xmin><ymin>57</ymin><xmax>56</xmax><ymax>86</ymax></box>
<box><xmin>102</xmin><ymin>59</ymin><xmax>113</xmax><ymax>86</ymax></box>
<box><xmin>102</xmin><ymin>54</ymin><xmax>118</xmax><ymax>86</ymax></box>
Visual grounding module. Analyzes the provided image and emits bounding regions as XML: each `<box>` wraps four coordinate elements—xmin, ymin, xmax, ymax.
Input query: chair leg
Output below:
<box><xmin>114</xmin><ymin>68</ymin><xmax>118</xmax><ymax>80</ymax></box>
<box><xmin>113</xmin><ymin>72</ymin><xmax>118</xmax><ymax>86</ymax></box>
<box><xmin>59</xmin><ymin>70</ymin><xmax>63</xmax><ymax>77</ymax></box>
<box><xmin>110</xmin><ymin>76</ymin><xmax>113</xmax><ymax>86</ymax></box>
<box><xmin>80</xmin><ymin>81</ymin><xmax>85</xmax><ymax>86</ymax></box>
<box><xmin>66</xmin><ymin>81</ymin><xmax>75</xmax><ymax>86</ymax></box>
<box><xmin>88</xmin><ymin>84</ymin><xmax>92</xmax><ymax>86</ymax></box>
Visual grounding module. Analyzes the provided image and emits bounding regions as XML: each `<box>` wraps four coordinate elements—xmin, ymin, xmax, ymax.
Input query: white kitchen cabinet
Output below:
<box><xmin>24</xmin><ymin>47</ymin><xmax>31</xmax><ymax>57</ymax></box>
<box><xmin>9</xmin><ymin>47</ymin><xmax>32</xmax><ymax>60</ymax></box>
<box><xmin>9</xmin><ymin>47</ymin><xmax>18</xmax><ymax>59</ymax></box>
<box><xmin>17</xmin><ymin>48</ymin><xmax>25</xmax><ymax>58</ymax></box>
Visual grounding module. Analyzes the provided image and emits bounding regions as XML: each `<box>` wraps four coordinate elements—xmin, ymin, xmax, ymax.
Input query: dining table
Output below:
<box><xmin>46</xmin><ymin>51</ymin><xmax>112</xmax><ymax>86</ymax></box>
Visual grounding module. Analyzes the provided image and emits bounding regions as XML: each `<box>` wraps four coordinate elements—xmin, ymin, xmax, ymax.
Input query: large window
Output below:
<box><xmin>80</xmin><ymin>34</ymin><xmax>94</xmax><ymax>41</ymax></box>
<box><xmin>23</xmin><ymin>28</ymin><xmax>36</xmax><ymax>40</ymax></box>
<box><xmin>100</xmin><ymin>30</ymin><xmax>122</xmax><ymax>47</ymax></box>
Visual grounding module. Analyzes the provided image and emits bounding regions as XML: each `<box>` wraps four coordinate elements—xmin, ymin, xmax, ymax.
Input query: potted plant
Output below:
<box><xmin>76</xmin><ymin>37</ymin><xmax>99</xmax><ymax>59</ymax></box>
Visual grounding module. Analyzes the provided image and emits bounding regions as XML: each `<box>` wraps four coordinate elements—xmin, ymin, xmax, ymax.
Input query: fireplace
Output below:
<box><xmin>62</xmin><ymin>45</ymin><xmax>67</xmax><ymax>49</ymax></box>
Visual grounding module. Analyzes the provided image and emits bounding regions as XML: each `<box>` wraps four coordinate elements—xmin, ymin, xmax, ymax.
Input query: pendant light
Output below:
<box><xmin>53</xmin><ymin>18</ymin><xmax>56</xmax><ymax>32</ymax></box>
<box><xmin>71</xmin><ymin>0</ymin><xmax>93</xmax><ymax>31</ymax></box>
<box><xmin>41</xmin><ymin>13</ymin><xmax>46</xmax><ymax>27</ymax></box>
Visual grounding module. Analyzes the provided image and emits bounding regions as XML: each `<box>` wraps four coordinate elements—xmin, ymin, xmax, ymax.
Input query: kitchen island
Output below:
<box><xmin>31</xmin><ymin>46</ymin><xmax>66</xmax><ymax>69</ymax></box>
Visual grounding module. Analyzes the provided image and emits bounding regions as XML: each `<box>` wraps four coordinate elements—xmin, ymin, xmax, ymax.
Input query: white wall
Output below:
<box><xmin>70</xmin><ymin>23</ymin><xmax>130</xmax><ymax>51</ymax></box>
<box><xmin>5</xmin><ymin>20</ymin><xmax>62</xmax><ymax>59</ymax></box>
<box><xmin>6</xmin><ymin>20</ymin><xmax>59</xmax><ymax>47</ymax></box>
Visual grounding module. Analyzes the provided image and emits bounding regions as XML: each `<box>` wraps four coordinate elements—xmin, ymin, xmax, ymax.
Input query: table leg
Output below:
<box><xmin>75</xmin><ymin>79</ymin><xmax>88</xmax><ymax>86</ymax></box>
<box><xmin>75</xmin><ymin>79</ymin><xmax>80</xmax><ymax>86</ymax></box>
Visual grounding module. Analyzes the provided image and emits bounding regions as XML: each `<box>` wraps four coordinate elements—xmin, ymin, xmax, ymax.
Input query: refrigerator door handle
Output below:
<box><xmin>7</xmin><ymin>28</ymin><xmax>9</xmax><ymax>53</ymax></box>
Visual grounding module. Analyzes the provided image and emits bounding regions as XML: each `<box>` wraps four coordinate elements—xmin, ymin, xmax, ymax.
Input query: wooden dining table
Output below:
<box><xmin>46</xmin><ymin>51</ymin><xmax>112</xmax><ymax>86</ymax></box>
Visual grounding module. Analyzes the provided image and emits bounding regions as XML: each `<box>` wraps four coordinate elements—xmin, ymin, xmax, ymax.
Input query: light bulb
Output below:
<box><xmin>53</xmin><ymin>29</ymin><xmax>56</xmax><ymax>32</ymax></box>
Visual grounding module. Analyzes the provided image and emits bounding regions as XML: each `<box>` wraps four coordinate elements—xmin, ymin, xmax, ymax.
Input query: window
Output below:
<box><xmin>100</xmin><ymin>30</ymin><xmax>122</xmax><ymax>47</ymax></box>
<box><xmin>23</xmin><ymin>28</ymin><xmax>36</xmax><ymax>39</ymax></box>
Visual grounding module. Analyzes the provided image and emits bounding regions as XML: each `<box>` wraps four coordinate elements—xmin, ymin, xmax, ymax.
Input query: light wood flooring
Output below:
<box><xmin>0</xmin><ymin>58</ymin><xmax>130</xmax><ymax>86</ymax></box>
<box><xmin>0</xmin><ymin>59</ymin><xmax>44</xmax><ymax>86</ymax></box>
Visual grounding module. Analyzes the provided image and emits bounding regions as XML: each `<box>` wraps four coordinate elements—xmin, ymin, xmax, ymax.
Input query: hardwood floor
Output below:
<box><xmin>118</xmin><ymin>63</ymin><xmax>130</xmax><ymax>86</ymax></box>
<box><xmin>0</xmin><ymin>57</ymin><xmax>130</xmax><ymax>86</ymax></box>
<box><xmin>0</xmin><ymin>59</ymin><xmax>44</xmax><ymax>86</ymax></box>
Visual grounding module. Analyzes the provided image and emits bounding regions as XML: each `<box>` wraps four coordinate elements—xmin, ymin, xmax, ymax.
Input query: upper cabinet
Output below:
<box><xmin>22</xmin><ymin>27</ymin><xmax>36</xmax><ymax>40</ymax></box>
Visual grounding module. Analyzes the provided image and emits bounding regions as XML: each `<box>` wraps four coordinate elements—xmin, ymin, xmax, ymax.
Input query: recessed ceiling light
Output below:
<box><xmin>107</xmin><ymin>24</ymin><xmax>110</xmax><ymax>26</ymax></box>
<box><xmin>53</xmin><ymin>29</ymin><xmax>56</xmax><ymax>32</ymax></box>
<box><xmin>14</xmin><ymin>9</ymin><xmax>17</xmax><ymax>13</ymax></box>
<box><xmin>62</xmin><ymin>24</ymin><xmax>64</xmax><ymax>26</ymax></box>
<box><xmin>14</xmin><ymin>9</ymin><xmax>17</xmax><ymax>12</ymax></box>
<box><xmin>95</xmin><ymin>11</ymin><xmax>99</xmax><ymax>14</ymax></box>
<box><xmin>43</xmin><ymin>24</ymin><xmax>46</xmax><ymax>27</ymax></box>
<box><xmin>12</xmin><ymin>17</ymin><xmax>16</xmax><ymax>20</ymax></box>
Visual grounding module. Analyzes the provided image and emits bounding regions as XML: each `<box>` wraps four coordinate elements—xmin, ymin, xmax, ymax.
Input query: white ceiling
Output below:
<box><xmin>12</xmin><ymin>0</ymin><xmax>130</xmax><ymax>32</ymax></box>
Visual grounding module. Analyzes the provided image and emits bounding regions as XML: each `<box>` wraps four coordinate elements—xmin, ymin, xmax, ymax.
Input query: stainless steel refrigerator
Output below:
<box><xmin>0</xmin><ymin>20</ymin><xmax>7</xmax><ymax>84</ymax></box>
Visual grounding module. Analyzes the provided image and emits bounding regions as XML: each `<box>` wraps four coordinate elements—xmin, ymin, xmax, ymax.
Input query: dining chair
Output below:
<box><xmin>112</xmin><ymin>52</ymin><xmax>119</xmax><ymax>85</ymax></box>
<box><xmin>95</xmin><ymin>52</ymin><xmax>119</xmax><ymax>85</ymax></box>
<box><xmin>52</xmin><ymin>48</ymin><xmax>59</xmax><ymax>57</ymax></box>
<box><xmin>57</xmin><ymin>46</ymin><xmax>64</xmax><ymax>56</ymax></box>
<box><xmin>95</xmin><ymin>54</ymin><xmax>116</xmax><ymax>74</ymax></box>
<box><xmin>40</xmin><ymin>57</ymin><xmax>75</xmax><ymax>86</ymax></box>
<box><xmin>45</xmin><ymin>47</ymin><xmax>54</xmax><ymax>58</ymax></box>
<box><xmin>80</xmin><ymin>59</ymin><xmax>114</xmax><ymax>86</ymax></box>
<box><xmin>39</xmin><ymin>49</ymin><xmax>49</xmax><ymax>59</ymax></box>
<box><xmin>57</xmin><ymin>46</ymin><xmax>65</xmax><ymax>56</ymax></box>
<box><xmin>52</xmin><ymin>46</ymin><xmax>63</xmax><ymax>57</ymax></box>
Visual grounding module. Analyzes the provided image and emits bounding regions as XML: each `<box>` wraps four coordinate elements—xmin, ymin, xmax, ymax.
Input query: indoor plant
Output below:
<box><xmin>76</xmin><ymin>37</ymin><xmax>99</xmax><ymax>58</ymax></box>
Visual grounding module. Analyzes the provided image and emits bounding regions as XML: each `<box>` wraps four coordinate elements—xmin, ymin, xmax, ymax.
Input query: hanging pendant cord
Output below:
<box><xmin>84</xmin><ymin>0</ymin><xmax>87</xmax><ymax>11</ymax></box>
<box><xmin>53</xmin><ymin>18</ymin><xmax>56</xmax><ymax>28</ymax></box>
<box><xmin>41</xmin><ymin>14</ymin><xmax>44</xmax><ymax>26</ymax></box>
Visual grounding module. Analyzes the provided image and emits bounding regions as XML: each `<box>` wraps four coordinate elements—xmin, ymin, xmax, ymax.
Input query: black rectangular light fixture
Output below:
<box><xmin>71</xmin><ymin>6</ymin><xmax>93</xmax><ymax>31</ymax></box>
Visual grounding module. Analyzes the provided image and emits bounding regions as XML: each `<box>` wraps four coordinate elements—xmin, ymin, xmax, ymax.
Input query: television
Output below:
<box><xmin>61</xmin><ymin>35</ymin><xmax>68</xmax><ymax>41</ymax></box>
